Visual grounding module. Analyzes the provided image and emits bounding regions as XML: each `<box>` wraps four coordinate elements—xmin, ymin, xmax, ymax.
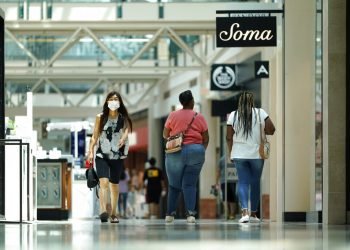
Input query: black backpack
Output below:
<box><xmin>85</xmin><ymin>167</ymin><xmax>100</xmax><ymax>198</ymax></box>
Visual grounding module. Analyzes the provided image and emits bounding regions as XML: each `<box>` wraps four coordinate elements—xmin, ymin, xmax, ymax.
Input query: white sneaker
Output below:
<box><xmin>238</xmin><ymin>215</ymin><xmax>249</xmax><ymax>223</ymax></box>
<box><xmin>249</xmin><ymin>216</ymin><xmax>261</xmax><ymax>223</ymax></box>
<box><xmin>165</xmin><ymin>216</ymin><xmax>174</xmax><ymax>223</ymax></box>
<box><xmin>186</xmin><ymin>216</ymin><xmax>196</xmax><ymax>224</ymax></box>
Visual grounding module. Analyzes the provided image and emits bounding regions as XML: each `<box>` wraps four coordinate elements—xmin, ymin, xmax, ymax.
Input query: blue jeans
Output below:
<box><xmin>233</xmin><ymin>159</ymin><xmax>264</xmax><ymax>212</ymax></box>
<box><xmin>118</xmin><ymin>193</ymin><xmax>128</xmax><ymax>214</ymax></box>
<box><xmin>165</xmin><ymin>144</ymin><xmax>205</xmax><ymax>216</ymax></box>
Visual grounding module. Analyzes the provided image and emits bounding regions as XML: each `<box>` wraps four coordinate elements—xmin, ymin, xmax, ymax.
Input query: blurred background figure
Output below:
<box><xmin>216</xmin><ymin>154</ymin><xmax>238</xmax><ymax>220</ymax></box>
<box><xmin>129</xmin><ymin>168</ymin><xmax>148</xmax><ymax>218</ymax></box>
<box><xmin>131</xmin><ymin>168</ymin><xmax>141</xmax><ymax>191</ymax></box>
<box><xmin>118</xmin><ymin>167</ymin><xmax>130</xmax><ymax>218</ymax></box>
<box><xmin>143</xmin><ymin>157</ymin><xmax>166</xmax><ymax>219</ymax></box>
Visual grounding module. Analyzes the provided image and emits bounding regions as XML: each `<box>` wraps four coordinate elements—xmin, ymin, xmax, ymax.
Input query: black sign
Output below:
<box><xmin>216</xmin><ymin>16</ymin><xmax>277</xmax><ymax>47</ymax></box>
<box><xmin>210</xmin><ymin>64</ymin><xmax>238</xmax><ymax>91</ymax></box>
<box><xmin>211</xmin><ymin>96</ymin><xmax>238</xmax><ymax>117</ymax></box>
<box><xmin>255</xmin><ymin>61</ymin><xmax>269</xmax><ymax>78</ymax></box>
<box><xmin>71</xmin><ymin>129</ymin><xmax>86</xmax><ymax>159</ymax></box>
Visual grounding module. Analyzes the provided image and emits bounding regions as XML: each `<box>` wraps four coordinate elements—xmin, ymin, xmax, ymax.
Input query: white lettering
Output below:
<box><xmin>233</xmin><ymin>30</ymin><xmax>243</xmax><ymax>40</ymax></box>
<box><xmin>260</xmin><ymin>30</ymin><xmax>273</xmax><ymax>40</ymax></box>
<box><xmin>242</xmin><ymin>30</ymin><xmax>260</xmax><ymax>40</ymax></box>
<box><xmin>219</xmin><ymin>23</ymin><xmax>239</xmax><ymax>41</ymax></box>
<box><xmin>218</xmin><ymin>23</ymin><xmax>274</xmax><ymax>42</ymax></box>
<box><xmin>257</xmin><ymin>65</ymin><xmax>269</xmax><ymax>76</ymax></box>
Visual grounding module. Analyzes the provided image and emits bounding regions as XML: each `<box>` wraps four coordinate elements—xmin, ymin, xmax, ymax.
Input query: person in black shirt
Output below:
<box><xmin>143</xmin><ymin>157</ymin><xmax>166</xmax><ymax>219</ymax></box>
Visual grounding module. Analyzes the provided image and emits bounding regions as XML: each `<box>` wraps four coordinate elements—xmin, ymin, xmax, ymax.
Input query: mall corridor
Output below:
<box><xmin>1</xmin><ymin>0</ymin><xmax>349</xmax><ymax>249</ymax></box>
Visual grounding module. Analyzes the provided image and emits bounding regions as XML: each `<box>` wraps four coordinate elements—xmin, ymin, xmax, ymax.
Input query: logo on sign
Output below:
<box><xmin>211</xmin><ymin>65</ymin><xmax>236</xmax><ymax>90</ymax></box>
<box><xmin>255</xmin><ymin>61</ymin><xmax>269</xmax><ymax>78</ymax></box>
<box><xmin>216</xmin><ymin>17</ymin><xmax>277</xmax><ymax>47</ymax></box>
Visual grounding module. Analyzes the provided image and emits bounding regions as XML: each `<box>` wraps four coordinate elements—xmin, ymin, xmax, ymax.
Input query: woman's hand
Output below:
<box><xmin>88</xmin><ymin>151</ymin><xmax>94</xmax><ymax>164</ymax></box>
<box><xmin>118</xmin><ymin>137</ymin><xmax>125</xmax><ymax>148</ymax></box>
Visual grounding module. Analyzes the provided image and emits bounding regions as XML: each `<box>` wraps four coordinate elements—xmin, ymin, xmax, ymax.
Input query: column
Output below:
<box><xmin>284</xmin><ymin>0</ymin><xmax>316</xmax><ymax>218</ymax></box>
<box><xmin>323</xmin><ymin>0</ymin><xmax>347</xmax><ymax>224</ymax></box>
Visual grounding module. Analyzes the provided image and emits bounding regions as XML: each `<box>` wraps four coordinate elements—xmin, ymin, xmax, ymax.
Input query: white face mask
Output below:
<box><xmin>108</xmin><ymin>100</ymin><xmax>120</xmax><ymax>111</ymax></box>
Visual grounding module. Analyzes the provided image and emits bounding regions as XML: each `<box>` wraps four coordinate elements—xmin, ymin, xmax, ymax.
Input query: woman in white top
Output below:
<box><xmin>226</xmin><ymin>91</ymin><xmax>275</xmax><ymax>223</ymax></box>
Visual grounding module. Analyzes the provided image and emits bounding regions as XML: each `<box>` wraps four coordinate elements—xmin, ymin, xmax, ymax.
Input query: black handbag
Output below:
<box><xmin>86</xmin><ymin>167</ymin><xmax>99</xmax><ymax>189</ymax></box>
<box><xmin>85</xmin><ymin>163</ymin><xmax>100</xmax><ymax>198</ymax></box>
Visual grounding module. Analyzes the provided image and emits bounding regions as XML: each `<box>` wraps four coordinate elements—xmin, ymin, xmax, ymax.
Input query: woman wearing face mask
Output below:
<box><xmin>88</xmin><ymin>91</ymin><xmax>132</xmax><ymax>223</ymax></box>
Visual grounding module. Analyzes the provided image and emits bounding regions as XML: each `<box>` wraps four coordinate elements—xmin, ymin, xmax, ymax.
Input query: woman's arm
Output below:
<box><xmin>118</xmin><ymin>128</ymin><xmax>129</xmax><ymax>147</ymax></box>
<box><xmin>119</xmin><ymin>120</ymin><xmax>130</xmax><ymax>147</ymax></box>
<box><xmin>88</xmin><ymin>115</ymin><xmax>101</xmax><ymax>163</ymax></box>
<box><xmin>264</xmin><ymin>117</ymin><xmax>276</xmax><ymax>135</ymax></box>
<box><xmin>202</xmin><ymin>130</ymin><xmax>209</xmax><ymax>149</ymax></box>
<box><xmin>215</xmin><ymin>164</ymin><xmax>220</xmax><ymax>185</ymax></box>
<box><xmin>163</xmin><ymin>127</ymin><xmax>170</xmax><ymax>139</ymax></box>
<box><xmin>226</xmin><ymin>125</ymin><xmax>234</xmax><ymax>160</ymax></box>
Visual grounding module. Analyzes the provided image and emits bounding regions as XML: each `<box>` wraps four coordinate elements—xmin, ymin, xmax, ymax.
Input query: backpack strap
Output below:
<box><xmin>95</xmin><ymin>184</ymin><xmax>100</xmax><ymax>199</ymax></box>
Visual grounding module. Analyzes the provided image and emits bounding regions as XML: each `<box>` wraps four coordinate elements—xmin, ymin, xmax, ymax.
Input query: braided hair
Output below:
<box><xmin>234</xmin><ymin>91</ymin><xmax>257</xmax><ymax>139</ymax></box>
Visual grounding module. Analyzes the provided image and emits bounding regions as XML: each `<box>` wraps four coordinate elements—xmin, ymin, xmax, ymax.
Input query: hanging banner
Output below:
<box><xmin>216</xmin><ymin>16</ymin><xmax>277</xmax><ymax>47</ymax></box>
<box><xmin>210</xmin><ymin>64</ymin><xmax>238</xmax><ymax>91</ymax></box>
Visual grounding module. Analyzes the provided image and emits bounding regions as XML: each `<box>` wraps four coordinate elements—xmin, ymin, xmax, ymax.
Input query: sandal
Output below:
<box><xmin>100</xmin><ymin>212</ymin><xmax>109</xmax><ymax>223</ymax></box>
<box><xmin>110</xmin><ymin>215</ymin><xmax>119</xmax><ymax>223</ymax></box>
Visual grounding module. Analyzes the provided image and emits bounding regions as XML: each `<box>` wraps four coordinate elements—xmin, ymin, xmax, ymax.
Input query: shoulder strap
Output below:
<box><xmin>95</xmin><ymin>183</ymin><xmax>100</xmax><ymax>199</ymax></box>
<box><xmin>183</xmin><ymin>112</ymin><xmax>198</xmax><ymax>135</ymax></box>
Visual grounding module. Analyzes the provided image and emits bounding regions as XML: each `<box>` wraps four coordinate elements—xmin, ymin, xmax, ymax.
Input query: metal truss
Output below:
<box><xmin>5</xmin><ymin>20</ymin><xmax>218</xmax><ymax>110</ymax></box>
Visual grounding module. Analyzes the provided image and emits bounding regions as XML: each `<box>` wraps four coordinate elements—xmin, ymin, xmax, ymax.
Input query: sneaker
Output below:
<box><xmin>249</xmin><ymin>216</ymin><xmax>261</xmax><ymax>223</ymax></box>
<box><xmin>238</xmin><ymin>215</ymin><xmax>249</xmax><ymax>223</ymax></box>
<box><xmin>186</xmin><ymin>216</ymin><xmax>196</xmax><ymax>224</ymax></box>
<box><xmin>165</xmin><ymin>215</ymin><xmax>174</xmax><ymax>223</ymax></box>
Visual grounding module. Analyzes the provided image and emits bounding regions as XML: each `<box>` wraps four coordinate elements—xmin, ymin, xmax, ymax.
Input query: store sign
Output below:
<box><xmin>255</xmin><ymin>61</ymin><xmax>269</xmax><ymax>78</ymax></box>
<box><xmin>216</xmin><ymin>16</ymin><xmax>277</xmax><ymax>47</ymax></box>
<box><xmin>210</xmin><ymin>64</ymin><xmax>237</xmax><ymax>91</ymax></box>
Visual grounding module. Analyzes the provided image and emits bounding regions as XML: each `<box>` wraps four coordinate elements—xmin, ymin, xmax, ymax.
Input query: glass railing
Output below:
<box><xmin>5</xmin><ymin>34</ymin><xmax>199</xmax><ymax>61</ymax></box>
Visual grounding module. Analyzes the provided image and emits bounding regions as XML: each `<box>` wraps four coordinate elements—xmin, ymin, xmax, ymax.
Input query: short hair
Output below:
<box><xmin>179</xmin><ymin>90</ymin><xmax>193</xmax><ymax>106</ymax></box>
<box><xmin>149</xmin><ymin>157</ymin><xmax>156</xmax><ymax>166</ymax></box>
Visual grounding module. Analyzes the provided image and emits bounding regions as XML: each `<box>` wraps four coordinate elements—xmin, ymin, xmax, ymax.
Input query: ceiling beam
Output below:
<box><xmin>6</xmin><ymin>66</ymin><xmax>210</xmax><ymax>80</ymax></box>
<box><xmin>126</xmin><ymin>27</ymin><xmax>165</xmax><ymax>67</ymax></box>
<box><xmin>83</xmin><ymin>27</ymin><xmax>125</xmax><ymax>67</ymax></box>
<box><xmin>166</xmin><ymin>27</ymin><xmax>207</xmax><ymax>67</ymax></box>
<box><xmin>46</xmin><ymin>28</ymin><xmax>83</xmax><ymax>67</ymax></box>
<box><xmin>75</xmin><ymin>79</ymin><xmax>104</xmax><ymax>107</ymax></box>
<box><xmin>6</xmin><ymin>21</ymin><xmax>216</xmax><ymax>35</ymax></box>
<box><xmin>45</xmin><ymin>79</ymin><xmax>75</xmax><ymax>106</ymax></box>
<box><xmin>5</xmin><ymin>28</ymin><xmax>42</xmax><ymax>66</ymax></box>
<box><xmin>5</xmin><ymin>106</ymin><xmax>102</xmax><ymax>119</ymax></box>
<box><xmin>128</xmin><ymin>78</ymin><xmax>164</xmax><ymax>108</ymax></box>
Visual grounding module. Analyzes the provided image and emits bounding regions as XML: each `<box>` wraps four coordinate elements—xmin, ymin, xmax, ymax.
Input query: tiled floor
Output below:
<box><xmin>0</xmin><ymin>219</ymin><xmax>349</xmax><ymax>250</ymax></box>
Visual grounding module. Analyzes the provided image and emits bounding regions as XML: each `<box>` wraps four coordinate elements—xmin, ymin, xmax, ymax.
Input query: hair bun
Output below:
<box><xmin>179</xmin><ymin>90</ymin><xmax>193</xmax><ymax>105</ymax></box>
